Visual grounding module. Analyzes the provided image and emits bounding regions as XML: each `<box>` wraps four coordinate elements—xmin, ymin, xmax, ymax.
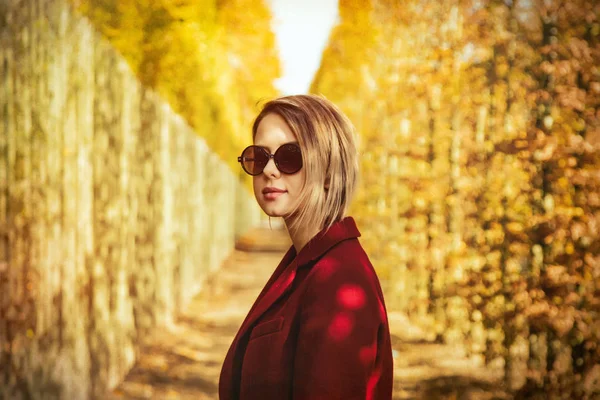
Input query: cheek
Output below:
<box><xmin>253</xmin><ymin>178</ymin><xmax>262</xmax><ymax>199</ymax></box>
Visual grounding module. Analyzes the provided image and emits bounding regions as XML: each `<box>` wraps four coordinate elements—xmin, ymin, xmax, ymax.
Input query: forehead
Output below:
<box><xmin>254</xmin><ymin>113</ymin><xmax>297</xmax><ymax>150</ymax></box>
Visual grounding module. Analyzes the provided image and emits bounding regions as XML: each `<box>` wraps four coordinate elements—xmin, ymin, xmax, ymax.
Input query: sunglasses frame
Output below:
<box><xmin>237</xmin><ymin>143</ymin><xmax>302</xmax><ymax>176</ymax></box>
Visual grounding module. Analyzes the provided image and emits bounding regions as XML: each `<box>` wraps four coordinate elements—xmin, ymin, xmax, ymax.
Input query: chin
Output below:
<box><xmin>259</xmin><ymin>203</ymin><xmax>287</xmax><ymax>218</ymax></box>
<box><xmin>262</xmin><ymin>208</ymin><xmax>285</xmax><ymax>218</ymax></box>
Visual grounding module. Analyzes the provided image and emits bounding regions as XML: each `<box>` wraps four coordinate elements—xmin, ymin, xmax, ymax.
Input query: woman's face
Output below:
<box><xmin>253</xmin><ymin>113</ymin><xmax>305</xmax><ymax>220</ymax></box>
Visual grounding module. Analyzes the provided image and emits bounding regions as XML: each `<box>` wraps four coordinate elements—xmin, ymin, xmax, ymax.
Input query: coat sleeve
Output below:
<box><xmin>292</xmin><ymin>258</ymin><xmax>389</xmax><ymax>400</ymax></box>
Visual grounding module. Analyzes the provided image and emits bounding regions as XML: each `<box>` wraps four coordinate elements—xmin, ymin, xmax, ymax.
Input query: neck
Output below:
<box><xmin>284</xmin><ymin>220</ymin><xmax>320</xmax><ymax>254</ymax></box>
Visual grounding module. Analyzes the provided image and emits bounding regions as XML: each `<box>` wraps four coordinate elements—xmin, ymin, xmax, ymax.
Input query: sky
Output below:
<box><xmin>267</xmin><ymin>0</ymin><xmax>340</xmax><ymax>95</ymax></box>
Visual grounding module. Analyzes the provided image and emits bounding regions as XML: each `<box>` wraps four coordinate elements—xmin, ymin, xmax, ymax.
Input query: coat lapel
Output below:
<box><xmin>219</xmin><ymin>246</ymin><xmax>297</xmax><ymax>400</ymax></box>
<box><xmin>233</xmin><ymin>252</ymin><xmax>299</xmax><ymax>344</ymax></box>
<box><xmin>294</xmin><ymin>216</ymin><xmax>361</xmax><ymax>267</ymax></box>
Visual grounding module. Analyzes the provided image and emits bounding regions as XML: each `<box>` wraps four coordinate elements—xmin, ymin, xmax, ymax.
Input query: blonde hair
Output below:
<box><xmin>252</xmin><ymin>94</ymin><xmax>359</xmax><ymax>235</ymax></box>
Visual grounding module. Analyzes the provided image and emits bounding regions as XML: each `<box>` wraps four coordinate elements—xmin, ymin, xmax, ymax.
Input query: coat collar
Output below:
<box><xmin>293</xmin><ymin>215</ymin><xmax>361</xmax><ymax>267</ymax></box>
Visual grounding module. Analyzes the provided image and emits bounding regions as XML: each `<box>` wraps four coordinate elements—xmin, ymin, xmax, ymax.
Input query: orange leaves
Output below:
<box><xmin>315</xmin><ymin>0</ymin><xmax>599</xmax><ymax>394</ymax></box>
<box><xmin>523</xmin><ymin>299</ymin><xmax>575</xmax><ymax>338</ymax></box>
<box><xmin>542</xmin><ymin>264</ymin><xmax>579</xmax><ymax>289</ymax></box>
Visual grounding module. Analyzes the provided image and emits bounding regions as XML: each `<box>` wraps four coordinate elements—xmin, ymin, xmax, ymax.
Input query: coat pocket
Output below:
<box><xmin>249</xmin><ymin>316</ymin><xmax>284</xmax><ymax>340</ymax></box>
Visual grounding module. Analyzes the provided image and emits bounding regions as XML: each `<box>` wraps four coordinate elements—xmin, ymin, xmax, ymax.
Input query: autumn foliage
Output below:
<box><xmin>67</xmin><ymin>0</ymin><xmax>600</xmax><ymax>397</ymax></box>
<box><xmin>312</xmin><ymin>0</ymin><xmax>600</xmax><ymax>398</ymax></box>
<box><xmin>71</xmin><ymin>0</ymin><xmax>281</xmax><ymax>172</ymax></box>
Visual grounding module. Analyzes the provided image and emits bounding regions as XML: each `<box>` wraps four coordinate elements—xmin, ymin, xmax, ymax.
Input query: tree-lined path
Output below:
<box><xmin>107</xmin><ymin>226</ymin><xmax>505</xmax><ymax>400</ymax></box>
<box><xmin>3</xmin><ymin>0</ymin><xmax>598</xmax><ymax>398</ymax></box>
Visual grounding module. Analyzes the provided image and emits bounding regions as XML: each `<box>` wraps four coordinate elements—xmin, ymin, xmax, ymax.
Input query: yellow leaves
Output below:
<box><xmin>74</xmin><ymin>0</ymin><xmax>280</xmax><ymax>170</ymax></box>
<box><xmin>484</xmin><ymin>295</ymin><xmax>506</xmax><ymax>320</ymax></box>
<box><xmin>565</xmin><ymin>242</ymin><xmax>575</xmax><ymax>255</ymax></box>
<box><xmin>545</xmin><ymin>264</ymin><xmax>567</xmax><ymax>283</ymax></box>
<box><xmin>553</xmin><ymin>205</ymin><xmax>585</xmax><ymax>219</ymax></box>
<box><xmin>506</xmin><ymin>222</ymin><xmax>524</xmax><ymax>235</ymax></box>
<box><xmin>311</xmin><ymin>2</ymin><xmax>600</xmax><ymax>380</ymax></box>
<box><xmin>544</xmin><ymin>194</ymin><xmax>555</xmax><ymax>212</ymax></box>
<box><xmin>339</xmin><ymin>0</ymin><xmax>374</xmax><ymax>26</ymax></box>
<box><xmin>162</xmin><ymin>0</ymin><xmax>216</xmax><ymax>23</ymax></box>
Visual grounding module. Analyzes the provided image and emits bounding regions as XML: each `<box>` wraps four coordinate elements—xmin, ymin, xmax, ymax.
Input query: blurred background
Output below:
<box><xmin>1</xmin><ymin>0</ymin><xmax>599</xmax><ymax>399</ymax></box>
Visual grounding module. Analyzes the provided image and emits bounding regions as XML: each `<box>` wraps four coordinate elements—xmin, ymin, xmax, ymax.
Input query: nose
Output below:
<box><xmin>262</xmin><ymin>156</ymin><xmax>280</xmax><ymax>178</ymax></box>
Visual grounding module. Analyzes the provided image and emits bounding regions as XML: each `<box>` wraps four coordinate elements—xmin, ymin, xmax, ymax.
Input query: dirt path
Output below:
<box><xmin>108</xmin><ymin>226</ymin><xmax>505</xmax><ymax>400</ymax></box>
<box><xmin>106</xmin><ymin>226</ymin><xmax>290</xmax><ymax>399</ymax></box>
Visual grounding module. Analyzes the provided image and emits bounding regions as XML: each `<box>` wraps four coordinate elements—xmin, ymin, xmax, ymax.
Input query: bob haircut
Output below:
<box><xmin>252</xmin><ymin>94</ymin><xmax>359</xmax><ymax>235</ymax></box>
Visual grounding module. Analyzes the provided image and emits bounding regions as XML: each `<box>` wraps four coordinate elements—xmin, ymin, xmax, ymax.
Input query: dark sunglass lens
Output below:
<box><xmin>242</xmin><ymin>146</ymin><xmax>268</xmax><ymax>175</ymax></box>
<box><xmin>275</xmin><ymin>144</ymin><xmax>302</xmax><ymax>174</ymax></box>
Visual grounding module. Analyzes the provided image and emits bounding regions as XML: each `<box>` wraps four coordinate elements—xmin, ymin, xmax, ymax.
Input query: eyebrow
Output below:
<box><xmin>254</xmin><ymin>141</ymin><xmax>298</xmax><ymax>152</ymax></box>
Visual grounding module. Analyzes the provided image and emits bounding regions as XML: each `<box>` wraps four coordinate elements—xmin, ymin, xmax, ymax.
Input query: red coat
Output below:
<box><xmin>219</xmin><ymin>217</ymin><xmax>393</xmax><ymax>400</ymax></box>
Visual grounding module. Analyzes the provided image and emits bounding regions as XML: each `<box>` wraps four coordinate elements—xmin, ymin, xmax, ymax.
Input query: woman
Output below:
<box><xmin>219</xmin><ymin>95</ymin><xmax>393</xmax><ymax>400</ymax></box>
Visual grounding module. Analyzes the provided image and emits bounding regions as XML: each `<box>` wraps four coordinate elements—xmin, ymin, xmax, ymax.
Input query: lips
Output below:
<box><xmin>263</xmin><ymin>187</ymin><xmax>286</xmax><ymax>201</ymax></box>
<box><xmin>262</xmin><ymin>187</ymin><xmax>286</xmax><ymax>194</ymax></box>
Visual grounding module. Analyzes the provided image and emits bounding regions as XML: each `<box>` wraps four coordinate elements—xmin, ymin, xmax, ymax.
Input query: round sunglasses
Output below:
<box><xmin>237</xmin><ymin>143</ymin><xmax>303</xmax><ymax>176</ymax></box>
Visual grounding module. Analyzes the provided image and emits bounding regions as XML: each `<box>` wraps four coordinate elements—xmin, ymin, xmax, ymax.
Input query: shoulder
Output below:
<box><xmin>307</xmin><ymin>238</ymin><xmax>380</xmax><ymax>292</ymax></box>
<box><xmin>299</xmin><ymin>238</ymin><xmax>387</xmax><ymax>323</ymax></box>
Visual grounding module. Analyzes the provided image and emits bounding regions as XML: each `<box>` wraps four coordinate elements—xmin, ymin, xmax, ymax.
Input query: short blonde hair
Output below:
<box><xmin>252</xmin><ymin>94</ymin><xmax>359</xmax><ymax>234</ymax></box>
